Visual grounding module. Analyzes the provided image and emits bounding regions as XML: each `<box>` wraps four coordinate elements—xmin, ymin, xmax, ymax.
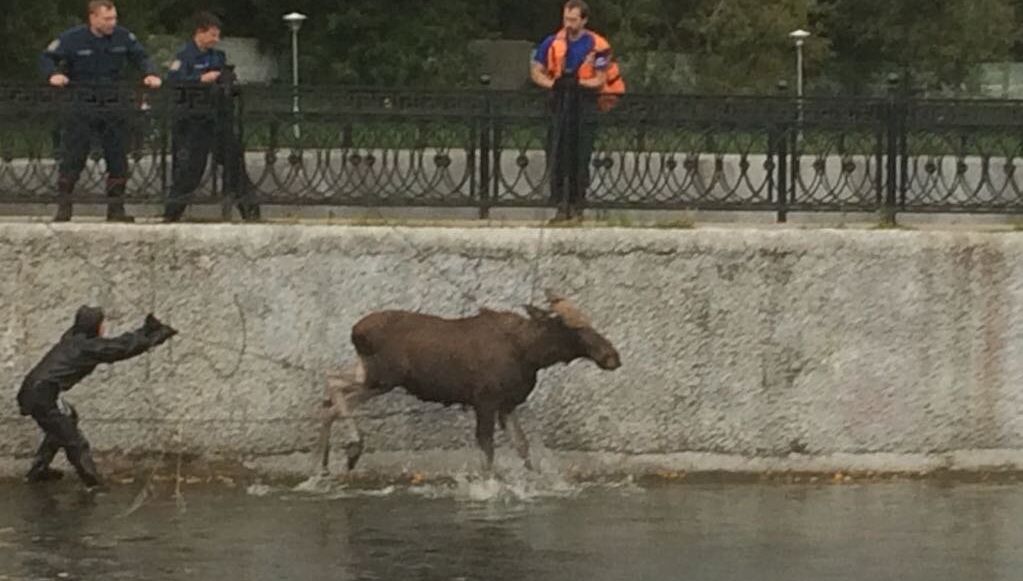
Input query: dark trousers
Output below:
<box><xmin>166</xmin><ymin>117</ymin><xmax>214</xmax><ymax>220</ymax></box>
<box><xmin>23</xmin><ymin>398</ymin><xmax>101</xmax><ymax>486</ymax></box>
<box><xmin>166</xmin><ymin>116</ymin><xmax>259</xmax><ymax>221</ymax></box>
<box><xmin>57</xmin><ymin>113</ymin><xmax>131</xmax><ymax>206</ymax></box>
<box><xmin>546</xmin><ymin>83</ymin><xmax>599</xmax><ymax>217</ymax></box>
<box><xmin>546</xmin><ymin>120</ymin><xmax>596</xmax><ymax>209</ymax></box>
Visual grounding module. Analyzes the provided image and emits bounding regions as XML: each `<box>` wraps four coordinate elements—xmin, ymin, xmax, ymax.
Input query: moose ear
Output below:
<box><xmin>523</xmin><ymin>304</ymin><xmax>552</xmax><ymax>321</ymax></box>
<box><xmin>544</xmin><ymin>289</ymin><xmax>567</xmax><ymax>304</ymax></box>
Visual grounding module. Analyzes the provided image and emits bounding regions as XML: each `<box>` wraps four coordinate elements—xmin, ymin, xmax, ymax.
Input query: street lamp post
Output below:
<box><xmin>283</xmin><ymin>12</ymin><xmax>307</xmax><ymax>139</ymax></box>
<box><xmin>789</xmin><ymin>29</ymin><xmax>810</xmax><ymax>98</ymax></box>
<box><xmin>789</xmin><ymin>29</ymin><xmax>811</xmax><ymax>146</ymax></box>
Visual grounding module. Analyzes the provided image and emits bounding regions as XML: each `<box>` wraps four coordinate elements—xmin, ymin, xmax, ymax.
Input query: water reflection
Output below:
<box><xmin>0</xmin><ymin>480</ymin><xmax>1021</xmax><ymax>581</ymax></box>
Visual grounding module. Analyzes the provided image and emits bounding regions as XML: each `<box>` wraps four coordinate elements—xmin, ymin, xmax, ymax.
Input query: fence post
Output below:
<box><xmin>159</xmin><ymin>89</ymin><xmax>170</xmax><ymax>203</ymax></box>
<box><xmin>234</xmin><ymin>84</ymin><xmax>256</xmax><ymax>219</ymax></box>
<box><xmin>561</xmin><ymin>77</ymin><xmax>582</xmax><ymax>220</ymax></box>
<box><xmin>881</xmin><ymin>73</ymin><xmax>901</xmax><ymax>227</ymax></box>
<box><xmin>478</xmin><ymin>74</ymin><xmax>492</xmax><ymax>220</ymax></box>
<box><xmin>775</xmin><ymin>80</ymin><xmax>790</xmax><ymax>223</ymax></box>
<box><xmin>897</xmin><ymin>78</ymin><xmax>909</xmax><ymax>212</ymax></box>
<box><xmin>217</xmin><ymin>82</ymin><xmax>233</xmax><ymax>221</ymax></box>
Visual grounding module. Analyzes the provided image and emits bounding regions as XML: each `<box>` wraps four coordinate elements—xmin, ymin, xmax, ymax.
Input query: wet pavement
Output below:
<box><xmin>0</xmin><ymin>477</ymin><xmax>1021</xmax><ymax>580</ymax></box>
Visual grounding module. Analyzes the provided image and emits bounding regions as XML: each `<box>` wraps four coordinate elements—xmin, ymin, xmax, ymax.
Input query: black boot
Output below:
<box><xmin>549</xmin><ymin>205</ymin><xmax>572</xmax><ymax>224</ymax></box>
<box><xmin>162</xmin><ymin>206</ymin><xmax>185</xmax><ymax>223</ymax></box>
<box><xmin>74</xmin><ymin>453</ymin><xmax>102</xmax><ymax>488</ymax></box>
<box><xmin>54</xmin><ymin>204</ymin><xmax>73</xmax><ymax>223</ymax></box>
<box><xmin>66</xmin><ymin>437</ymin><xmax>103</xmax><ymax>488</ymax></box>
<box><xmin>234</xmin><ymin>179</ymin><xmax>262</xmax><ymax>223</ymax></box>
<box><xmin>107</xmin><ymin>207</ymin><xmax>135</xmax><ymax>223</ymax></box>
<box><xmin>105</xmin><ymin>177</ymin><xmax>134</xmax><ymax>223</ymax></box>
<box><xmin>239</xmin><ymin>203</ymin><xmax>262</xmax><ymax>223</ymax></box>
<box><xmin>25</xmin><ymin>467</ymin><xmax>64</xmax><ymax>483</ymax></box>
<box><xmin>53</xmin><ymin>175</ymin><xmax>75</xmax><ymax>222</ymax></box>
<box><xmin>25</xmin><ymin>436</ymin><xmax>62</xmax><ymax>483</ymax></box>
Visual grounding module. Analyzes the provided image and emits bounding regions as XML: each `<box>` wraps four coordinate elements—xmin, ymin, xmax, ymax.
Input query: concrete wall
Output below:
<box><xmin>3</xmin><ymin>223</ymin><xmax>1023</xmax><ymax>478</ymax></box>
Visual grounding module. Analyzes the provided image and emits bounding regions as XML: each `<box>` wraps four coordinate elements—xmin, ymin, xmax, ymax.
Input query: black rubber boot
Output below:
<box><xmin>105</xmin><ymin>177</ymin><xmax>135</xmax><ymax>223</ymax></box>
<box><xmin>54</xmin><ymin>205</ymin><xmax>73</xmax><ymax>223</ymax></box>
<box><xmin>53</xmin><ymin>175</ymin><xmax>75</xmax><ymax>222</ymax></box>
<box><xmin>25</xmin><ymin>467</ymin><xmax>64</xmax><ymax>483</ymax></box>
<box><xmin>25</xmin><ymin>436</ymin><xmax>63</xmax><ymax>483</ymax></box>
<box><xmin>162</xmin><ymin>206</ymin><xmax>185</xmax><ymax>223</ymax></box>
<box><xmin>66</xmin><ymin>435</ymin><xmax>103</xmax><ymax>488</ymax></box>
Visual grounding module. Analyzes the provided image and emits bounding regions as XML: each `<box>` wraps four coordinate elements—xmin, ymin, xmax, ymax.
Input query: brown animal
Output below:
<box><xmin>315</xmin><ymin>290</ymin><xmax>621</xmax><ymax>474</ymax></box>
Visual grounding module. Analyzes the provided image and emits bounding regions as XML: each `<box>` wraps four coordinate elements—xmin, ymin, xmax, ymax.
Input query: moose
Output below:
<box><xmin>315</xmin><ymin>290</ymin><xmax>621</xmax><ymax>474</ymax></box>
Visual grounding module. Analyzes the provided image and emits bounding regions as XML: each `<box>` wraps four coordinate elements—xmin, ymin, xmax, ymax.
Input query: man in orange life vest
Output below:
<box><xmin>530</xmin><ymin>0</ymin><xmax>624</xmax><ymax>220</ymax></box>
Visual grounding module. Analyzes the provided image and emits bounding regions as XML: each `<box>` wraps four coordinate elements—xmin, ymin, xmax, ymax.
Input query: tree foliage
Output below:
<box><xmin>0</xmin><ymin>0</ymin><xmax>1018</xmax><ymax>95</ymax></box>
<box><xmin>818</xmin><ymin>0</ymin><xmax>1018</xmax><ymax>93</ymax></box>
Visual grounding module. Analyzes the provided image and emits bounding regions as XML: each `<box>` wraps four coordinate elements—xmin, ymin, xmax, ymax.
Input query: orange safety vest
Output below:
<box><xmin>545</xmin><ymin>28</ymin><xmax>625</xmax><ymax>112</ymax></box>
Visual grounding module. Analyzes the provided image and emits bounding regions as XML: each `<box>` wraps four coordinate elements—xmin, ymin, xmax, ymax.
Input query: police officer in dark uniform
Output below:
<box><xmin>40</xmin><ymin>0</ymin><xmax>162</xmax><ymax>223</ymax></box>
<box><xmin>164</xmin><ymin>12</ymin><xmax>259</xmax><ymax>223</ymax></box>
<box><xmin>16</xmin><ymin>306</ymin><xmax>177</xmax><ymax>488</ymax></box>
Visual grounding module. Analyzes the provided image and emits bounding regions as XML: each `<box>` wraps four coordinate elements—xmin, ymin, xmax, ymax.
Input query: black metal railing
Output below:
<box><xmin>4</xmin><ymin>81</ymin><xmax>1023</xmax><ymax>221</ymax></box>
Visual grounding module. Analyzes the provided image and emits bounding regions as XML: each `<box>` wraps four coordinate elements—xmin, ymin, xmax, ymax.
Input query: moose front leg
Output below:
<box><xmin>316</xmin><ymin>363</ymin><xmax>366</xmax><ymax>475</ymax></box>
<box><xmin>315</xmin><ymin>397</ymin><xmax>337</xmax><ymax>477</ymax></box>
<box><xmin>475</xmin><ymin>405</ymin><xmax>497</xmax><ymax>474</ymax></box>
<box><xmin>500</xmin><ymin>409</ymin><xmax>534</xmax><ymax>471</ymax></box>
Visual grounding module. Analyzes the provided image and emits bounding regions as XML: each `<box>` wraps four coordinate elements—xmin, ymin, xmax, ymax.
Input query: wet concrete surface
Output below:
<box><xmin>0</xmin><ymin>477</ymin><xmax>1021</xmax><ymax>580</ymax></box>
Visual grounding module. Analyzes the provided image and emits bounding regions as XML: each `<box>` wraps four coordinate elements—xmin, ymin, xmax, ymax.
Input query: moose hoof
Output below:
<box><xmin>344</xmin><ymin>441</ymin><xmax>364</xmax><ymax>471</ymax></box>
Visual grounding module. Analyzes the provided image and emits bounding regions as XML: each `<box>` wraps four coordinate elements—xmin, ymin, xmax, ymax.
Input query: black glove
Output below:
<box><xmin>149</xmin><ymin>323</ymin><xmax>178</xmax><ymax>347</ymax></box>
<box><xmin>144</xmin><ymin>313</ymin><xmax>178</xmax><ymax>346</ymax></box>
<box><xmin>144</xmin><ymin>313</ymin><xmax>163</xmax><ymax>334</ymax></box>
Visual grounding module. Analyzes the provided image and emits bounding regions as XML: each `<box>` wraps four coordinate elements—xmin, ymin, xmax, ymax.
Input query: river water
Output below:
<box><xmin>1</xmin><ymin>475</ymin><xmax>1021</xmax><ymax>580</ymax></box>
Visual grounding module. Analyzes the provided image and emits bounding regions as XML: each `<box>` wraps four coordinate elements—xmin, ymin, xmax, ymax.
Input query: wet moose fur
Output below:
<box><xmin>316</xmin><ymin>291</ymin><xmax>621</xmax><ymax>474</ymax></box>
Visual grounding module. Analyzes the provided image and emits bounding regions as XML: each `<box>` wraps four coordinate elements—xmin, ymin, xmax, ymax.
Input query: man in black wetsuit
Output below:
<box><xmin>16</xmin><ymin>306</ymin><xmax>177</xmax><ymax>489</ymax></box>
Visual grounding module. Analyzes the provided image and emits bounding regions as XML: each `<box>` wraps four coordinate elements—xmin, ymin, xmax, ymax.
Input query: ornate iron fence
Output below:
<box><xmin>3</xmin><ymin>81</ymin><xmax>1023</xmax><ymax>221</ymax></box>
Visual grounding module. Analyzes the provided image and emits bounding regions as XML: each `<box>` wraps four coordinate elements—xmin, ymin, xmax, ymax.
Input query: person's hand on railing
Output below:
<box><xmin>48</xmin><ymin>74</ymin><xmax>70</xmax><ymax>88</ymax></box>
<box><xmin>143</xmin><ymin>75</ymin><xmax>162</xmax><ymax>89</ymax></box>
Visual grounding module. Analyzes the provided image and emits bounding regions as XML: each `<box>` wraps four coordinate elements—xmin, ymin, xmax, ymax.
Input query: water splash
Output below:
<box><xmin>408</xmin><ymin>471</ymin><xmax>581</xmax><ymax>503</ymax></box>
<box><xmin>291</xmin><ymin>475</ymin><xmax>333</xmax><ymax>494</ymax></box>
<box><xmin>246</xmin><ymin>483</ymin><xmax>273</xmax><ymax>497</ymax></box>
<box><xmin>288</xmin><ymin>468</ymin><xmax>643</xmax><ymax>504</ymax></box>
